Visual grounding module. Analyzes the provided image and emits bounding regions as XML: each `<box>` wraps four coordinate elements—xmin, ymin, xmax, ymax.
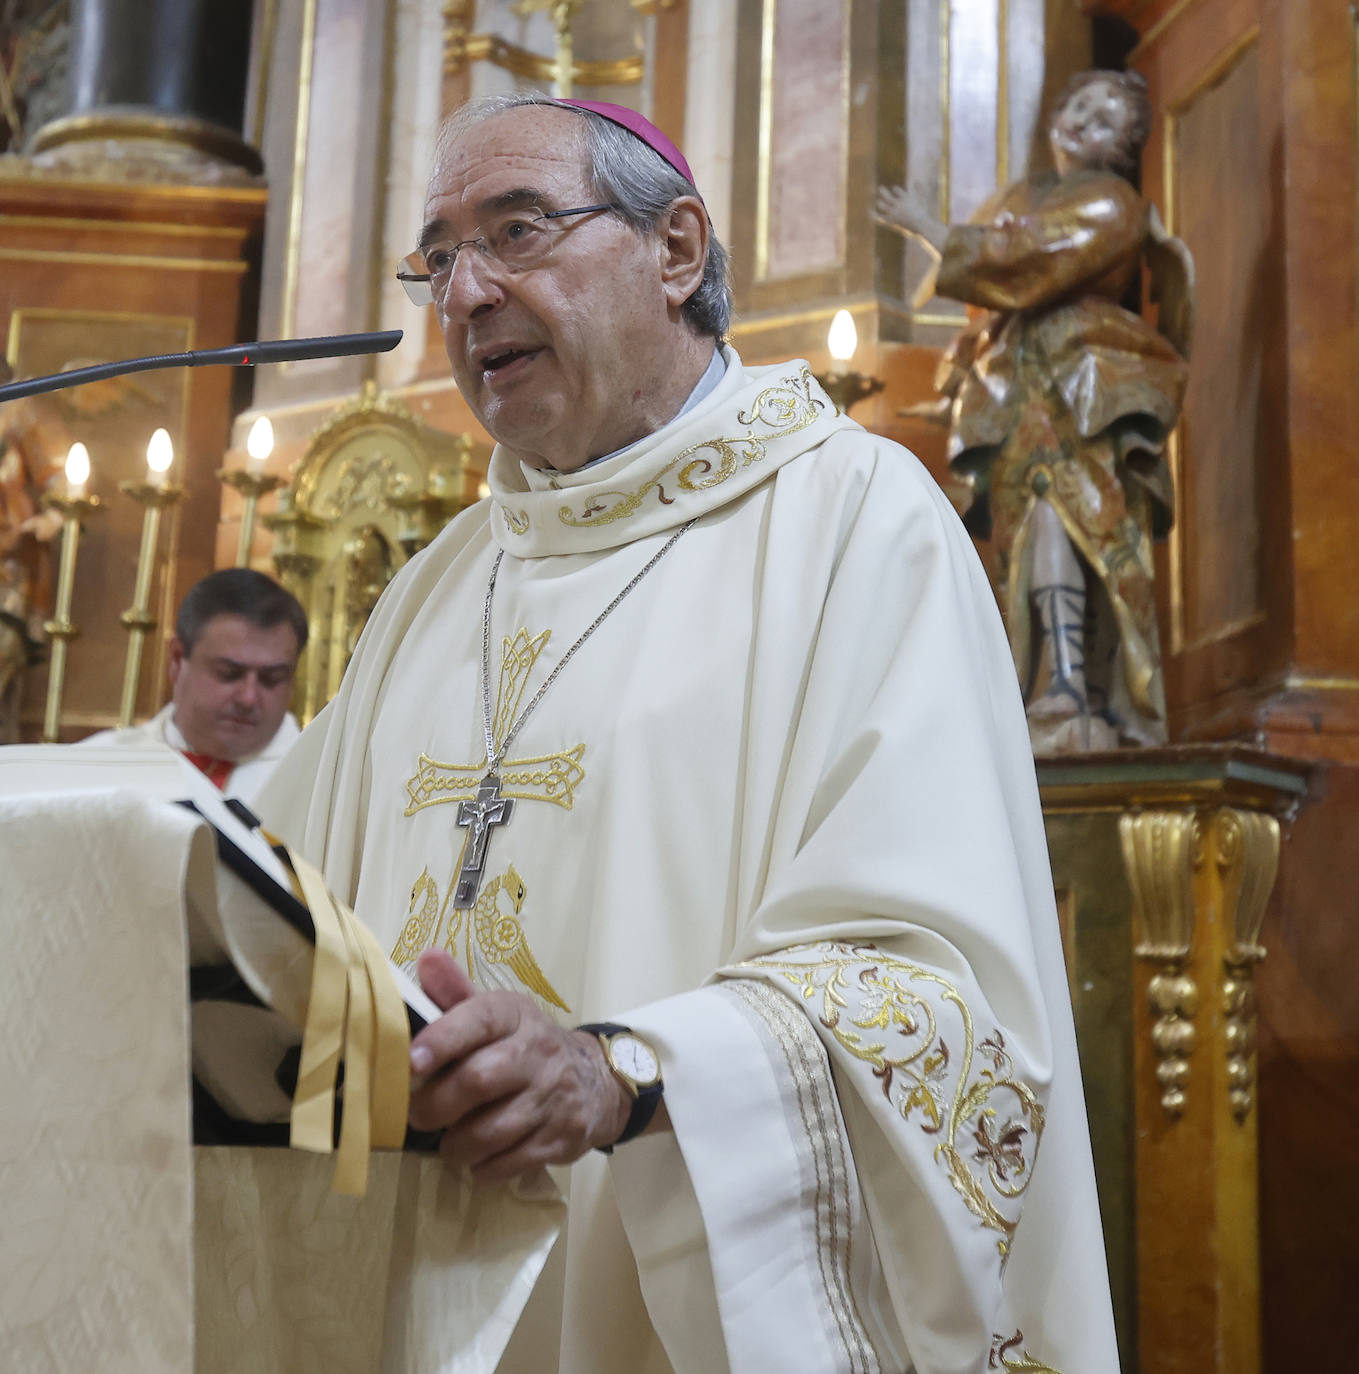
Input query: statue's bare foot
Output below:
<box><xmin>1027</xmin><ymin>683</ymin><xmax>1085</xmax><ymax>721</ymax></box>
<box><xmin>1030</xmin><ymin>712</ymin><xmax>1119</xmax><ymax>757</ymax></box>
<box><xmin>897</xmin><ymin>397</ymin><xmax>952</xmax><ymax>423</ymax></box>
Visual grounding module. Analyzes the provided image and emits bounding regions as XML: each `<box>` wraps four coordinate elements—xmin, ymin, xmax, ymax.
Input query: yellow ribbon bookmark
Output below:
<box><xmin>284</xmin><ymin>847</ymin><xmax>350</xmax><ymax>1159</ymax></box>
<box><xmin>280</xmin><ymin>845</ymin><xmax>413</xmax><ymax>1197</ymax></box>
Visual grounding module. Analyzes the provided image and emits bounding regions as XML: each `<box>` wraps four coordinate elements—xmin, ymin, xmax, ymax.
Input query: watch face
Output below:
<box><xmin>609</xmin><ymin>1033</ymin><xmax>661</xmax><ymax>1087</ymax></box>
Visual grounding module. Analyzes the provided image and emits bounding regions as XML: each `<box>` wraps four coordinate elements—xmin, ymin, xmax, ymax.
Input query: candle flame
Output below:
<box><xmin>827</xmin><ymin>309</ymin><xmax>857</xmax><ymax>364</ymax></box>
<box><xmin>147</xmin><ymin>428</ymin><xmax>174</xmax><ymax>474</ymax></box>
<box><xmin>246</xmin><ymin>415</ymin><xmax>275</xmax><ymax>463</ymax></box>
<box><xmin>65</xmin><ymin>442</ymin><xmax>90</xmax><ymax>487</ymax></box>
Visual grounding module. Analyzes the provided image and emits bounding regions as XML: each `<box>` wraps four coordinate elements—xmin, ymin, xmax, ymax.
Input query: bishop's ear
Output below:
<box><xmin>658</xmin><ymin>196</ymin><xmax>709</xmax><ymax>311</ymax></box>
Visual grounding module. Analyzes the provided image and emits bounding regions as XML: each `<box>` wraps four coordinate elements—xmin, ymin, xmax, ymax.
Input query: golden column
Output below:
<box><xmin>1039</xmin><ymin>746</ymin><xmax>1308</xmax><ymax>1374</ymax></box>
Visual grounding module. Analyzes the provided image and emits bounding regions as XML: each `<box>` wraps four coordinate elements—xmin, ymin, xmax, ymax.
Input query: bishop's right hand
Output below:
<box><xmin>408</xmin><ymin>948</ymin><xmax>632</xmax><ymax>1183</ymax></box>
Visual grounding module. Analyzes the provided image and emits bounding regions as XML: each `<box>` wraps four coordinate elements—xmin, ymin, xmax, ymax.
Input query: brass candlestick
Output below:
<box><xmin>814</xmin><ymin>368</ymin><xmax>886</xmax><ymax>415</ymax></box>
<box><xmin>815</xmin><ymin>311</ymin><xmax>886</xmax><ymax>416</ymax></box>
<box><xmin>219</xmin><ymin>466</ymin><xmax>285</xmax><ymax>566</ymax></box>
<box><xmin>40</xmin><ymin>489</ymin><xmax>105</xmax><ymax>743</ymax></box>
<box><xmin>117</xmin><ymin>479</ymin><xmax>185</xmax><ymax>728</ymax></box>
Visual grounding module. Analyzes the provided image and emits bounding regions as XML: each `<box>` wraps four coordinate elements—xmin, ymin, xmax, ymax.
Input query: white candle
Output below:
<box><xmin>64</xmin><ymin>442</ymin><xmax>90</xmax><ymax>498</ymax></box>
<box><xmin>246</xmin><ymin>415</ymin><xmax>274</xmax><ymax>471</ymax></box>
<box><xmin>827</xmin><ymin>309</ymin><xmax>858</xmax><ymax>365</ymax></box>
<box><xmin>146</xmin><ymin>428</ymin><xmax>174</xmax><ymax>486</ymax></box>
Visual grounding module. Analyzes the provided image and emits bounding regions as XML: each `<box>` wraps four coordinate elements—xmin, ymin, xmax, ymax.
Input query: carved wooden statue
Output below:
<box><xmin>878</xmin><ymin>70</ymin><xmax>1194</xmax><ymax>753</ymax></box>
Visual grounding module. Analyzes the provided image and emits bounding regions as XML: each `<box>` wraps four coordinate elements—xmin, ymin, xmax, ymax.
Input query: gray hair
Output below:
<box><xmin>437</xmin><ymin>92</ymin><xmax>732</xmax><ymax>342</ymax></box>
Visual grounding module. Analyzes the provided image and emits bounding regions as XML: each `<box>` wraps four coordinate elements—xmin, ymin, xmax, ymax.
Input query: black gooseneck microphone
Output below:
<box><xmin>0</xmin><ymin>329</ymin><xmax>404</xmax><ymax>405</ymax></box>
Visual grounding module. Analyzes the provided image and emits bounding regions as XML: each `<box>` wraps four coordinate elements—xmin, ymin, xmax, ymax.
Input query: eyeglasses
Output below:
<box><xmin>396</xmin><ymin>203</ymin><xmax>617</xmax><ymax>305</ymax></box>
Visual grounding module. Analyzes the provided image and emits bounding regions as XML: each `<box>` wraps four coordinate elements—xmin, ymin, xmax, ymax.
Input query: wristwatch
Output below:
<box><xmin>577</xmin><ymin>1022</ymin><xmax>663</xmax><ymax>1153</ymax></box>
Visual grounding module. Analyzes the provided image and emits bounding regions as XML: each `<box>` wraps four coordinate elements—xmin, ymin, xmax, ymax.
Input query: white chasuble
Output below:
<box><xmin>259</xmin><ymin>349</ymin><xmax>1120</xmax><ymax>1374</ymax></box>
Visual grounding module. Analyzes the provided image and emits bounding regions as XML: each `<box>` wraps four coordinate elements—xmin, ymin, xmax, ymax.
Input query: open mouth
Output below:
<box><xmin>481</xmin><ymin>347</ymin><xmax>538</xmax><ymax>374</ymax></box>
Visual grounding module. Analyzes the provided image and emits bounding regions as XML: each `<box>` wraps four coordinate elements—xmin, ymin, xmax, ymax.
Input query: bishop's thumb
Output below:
<box><xmin>416</xmin><ymin>946</ymin><xmax>477</xmax><ymax>1012</ymax></box>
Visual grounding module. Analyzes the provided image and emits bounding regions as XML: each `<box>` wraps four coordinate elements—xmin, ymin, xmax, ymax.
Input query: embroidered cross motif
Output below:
<box><xmin>394</xmin><ymin>626</ymin><xmax>587</xmax><ymax>972</ymax></box>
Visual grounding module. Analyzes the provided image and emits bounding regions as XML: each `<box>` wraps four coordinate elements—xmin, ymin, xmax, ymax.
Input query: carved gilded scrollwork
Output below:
<box><xmin>1212</xmin><ymin>808</ymin><xmax>1280</xmax><ymax>1122</ymax></box>
<box><xmin>264</xmin><ymin>382</ymin><xmax>483</xmax><ymax>724</ymax></box>
<box><xmin>1120</xmin><ymin>811</ymin><xmax>1200</xmax><ymax>1118</ymax></box>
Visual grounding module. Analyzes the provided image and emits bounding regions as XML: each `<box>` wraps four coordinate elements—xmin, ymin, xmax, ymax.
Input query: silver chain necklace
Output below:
<box><xmin>450</xmin><ymin>518</ymin><xmax>695</xmax><ymax>908</ymax></box>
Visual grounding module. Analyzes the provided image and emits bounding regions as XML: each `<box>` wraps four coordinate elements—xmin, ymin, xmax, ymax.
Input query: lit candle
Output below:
<box><xmin>146</xmin><ymin>427</ymin><xmax>174</xmax><ymax>485</ymax></box>
<box><xmin>65</xmin><ymin>442</ymin><xmax>90</xmax><ymax>498</ymax></box>
<box><xmin>246</xmin><ymin>415</ymin><xmax>274</xmax><ymax>471</ymax></box>
<box><xmin>827</xmin><ymin>309</ymin><xmax>857</xmax><ymax>367</ymax></box>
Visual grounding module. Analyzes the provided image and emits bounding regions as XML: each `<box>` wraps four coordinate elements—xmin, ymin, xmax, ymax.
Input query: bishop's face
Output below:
<box><xmin>1049</xmin><ymin>77</ymin><xmax>1134</xmax><ymax>176</ymax></box>
<box><xmin>422</xmin><ymin>105</ymin><xmax>691</xmax><ymax>472</ymax></box>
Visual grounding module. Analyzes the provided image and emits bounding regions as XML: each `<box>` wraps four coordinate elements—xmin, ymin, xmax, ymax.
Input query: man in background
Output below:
<box><xmin>85</xmin><ymin>567</ymin><xmax>305</xmax><ymax>801</ymax></box>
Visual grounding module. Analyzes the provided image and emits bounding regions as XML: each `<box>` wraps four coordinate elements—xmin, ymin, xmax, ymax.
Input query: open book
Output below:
<box><xmin>0</xmin><ymin>746</ymin><xmax>441</xmax><ymax>1176</ymax></box>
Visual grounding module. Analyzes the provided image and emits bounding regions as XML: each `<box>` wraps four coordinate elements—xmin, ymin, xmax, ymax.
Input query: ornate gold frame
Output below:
<box><xmin>265</xmin><ymin>382</ymin><xmax>485</xmax><ymax>724</ymax></box>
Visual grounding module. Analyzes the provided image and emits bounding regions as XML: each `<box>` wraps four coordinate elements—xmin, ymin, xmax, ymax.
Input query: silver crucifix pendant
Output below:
<box><xmin>453</xmin><ymin>772</ymin><xmax>515</xmax><ymax>908</ymax></box>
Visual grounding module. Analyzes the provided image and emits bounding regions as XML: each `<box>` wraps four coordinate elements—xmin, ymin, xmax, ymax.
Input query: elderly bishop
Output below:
<box><xmin>261</xmin><ymin>95</ymin><xmax>1119</xmax><ymax>1374</ymax></box>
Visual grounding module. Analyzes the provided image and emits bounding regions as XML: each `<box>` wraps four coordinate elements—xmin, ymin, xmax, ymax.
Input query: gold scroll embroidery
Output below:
<box><xmin>990</xmin><ymin>1330</ymin><xmax>1063</xmax><ymax>1373</ymax></box>
<box><xmin>504</xmin><ymin>507</ymin><xmax>530</xmax><ymax>535</ymax></box>
<box><xmin>556</xmin><ymin>367</ymin><xmax>826</xmax><ymax>528</ymax></box>
<box><xmin>735</xmin><ymin>941</ymin><xmax>1045</xmax><ymax>1259</ymax></box>
<box><xmin>726</xmin><ymin>980</ymin><xmax>879</xmax><ymax>1374</ymax></box>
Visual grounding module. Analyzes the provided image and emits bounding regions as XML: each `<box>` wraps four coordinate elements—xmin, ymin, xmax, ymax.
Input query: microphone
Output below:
<box><xmin>0</xmin><ymin>329</ymin><xmax>404</xmax><ymax>405</ymax></box>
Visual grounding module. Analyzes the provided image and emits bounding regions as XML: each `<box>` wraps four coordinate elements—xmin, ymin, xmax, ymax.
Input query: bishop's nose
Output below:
<box><xmin>440</xmin><ymin>245</ymin><xmax>506</xmax><ymax>322</ymax></box>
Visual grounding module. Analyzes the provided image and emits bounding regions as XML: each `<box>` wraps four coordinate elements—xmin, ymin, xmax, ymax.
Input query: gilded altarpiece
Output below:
<box><xmin>265</xmin><ymin>384</ymin><xmax>485</xmax><ymax>725</ymax></box>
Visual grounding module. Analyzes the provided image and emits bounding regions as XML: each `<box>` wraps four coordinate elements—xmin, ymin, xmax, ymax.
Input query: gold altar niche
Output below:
<box><xmin>264</xmin><ymin>383</ymin><xmax>485</xmax><ymax>726</ymax></box>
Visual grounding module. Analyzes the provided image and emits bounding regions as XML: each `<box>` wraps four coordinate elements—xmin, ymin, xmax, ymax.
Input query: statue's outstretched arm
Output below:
<box><xmin>874</xmin><ymin>183</ymin><xmax>947</xmax><ymax>256</ymax></box>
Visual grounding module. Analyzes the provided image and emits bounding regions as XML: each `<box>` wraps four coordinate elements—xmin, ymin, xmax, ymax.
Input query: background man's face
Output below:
<box><xmin>423</xmin><ymin>106</ymin><xmax>680</xmax><ymax>471</ymax></box>
<box><xmin>167</xmin><ymin>613</ymin><xmax>299</xmax><ymax>761</ymax></box>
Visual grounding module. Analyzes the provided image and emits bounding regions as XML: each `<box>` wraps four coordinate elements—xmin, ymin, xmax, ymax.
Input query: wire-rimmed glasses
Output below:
<box><xmin>396</xmin><ymin>202</ymin><xmax>617</xmax><ymax>305</ymax></box>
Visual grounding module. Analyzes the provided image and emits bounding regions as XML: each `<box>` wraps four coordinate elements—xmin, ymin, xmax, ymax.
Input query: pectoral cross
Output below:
<box><xmin>453</xmin><ymin>773</ymin><xmax>515</xmax><ymax>908</ymax></box>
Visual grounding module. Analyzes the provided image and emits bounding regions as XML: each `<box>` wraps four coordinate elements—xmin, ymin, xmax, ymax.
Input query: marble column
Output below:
<box><xmin>29</xmin><ymin>0</ymin><xmax>261</xmax><ymax>178</ymax></box>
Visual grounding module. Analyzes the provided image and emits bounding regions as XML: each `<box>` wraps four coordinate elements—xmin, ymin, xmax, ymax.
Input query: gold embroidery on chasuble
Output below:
<box><xmin>989</xmin><ymin>1331</ymin><xmax>1063</xmax><ymax>1373</ymax></box>
<box><xmin>392</xmin><ymin>625</ymin><xmax>583</xmax><ymax>1014</ymax></box>
<box><xmin>555</xmin><ymin>367</ymin><xmax>825</xmax><ymax>529</ymax></box>
<box><xmin>734</xmin><ymin>941</ymin><xmax>1045</xmax><ymax>1261</ymax></box>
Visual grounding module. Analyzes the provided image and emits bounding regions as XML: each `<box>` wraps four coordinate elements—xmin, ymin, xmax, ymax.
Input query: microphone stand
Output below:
<box><xmin>0</xmin><ymin>330</ymin><xmax>403</xmax><ymax>405</ymax></box>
